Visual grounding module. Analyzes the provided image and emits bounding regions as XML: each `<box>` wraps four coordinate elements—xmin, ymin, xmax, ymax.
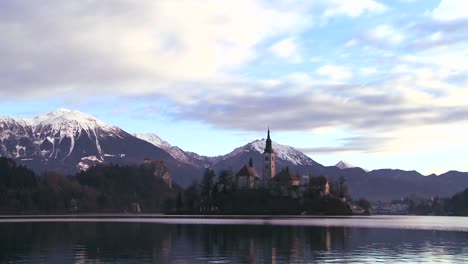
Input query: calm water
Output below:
<box><xmin>1</xmin><ymin>216</ymin><xmax>468</xmax><ymax>263</ymax></box>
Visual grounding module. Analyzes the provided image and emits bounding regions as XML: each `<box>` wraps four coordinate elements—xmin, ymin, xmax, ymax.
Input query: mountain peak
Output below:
<box><xmin>33</xmin><ymin>109</ymin><xmax>111</xmax><ymax>131</ymax></box>
<box><xmin>28</xmin><ymin>109</ymin><xmax>122</xmax><ymax>160</ymax></box>
<box><xmin>134</xmin><ymin>133</ymin><xmax>172</xmax><ymax>150</ymax></box>
<box><xmin>0</xmin><ymin>115</ymin><xmax>29</xmax><ymax>125</ymax></box>
<box><xmin>134</xmin><ymin>133</ymin><xmax>196</xmax><ymax>165</ymax></box>
<box><xmin>335</xmin><ymin>160</ymin><xmax>355</xmax><ymax>170</ymax></box>
<box><xmin>242</xmin><ymin>139</ymin><xmax>316</xmax><ymax>166</ymax></box>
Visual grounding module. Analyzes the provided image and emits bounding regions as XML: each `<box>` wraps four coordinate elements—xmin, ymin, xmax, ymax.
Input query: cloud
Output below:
<box><xmin>346</xmin><ymin>18</ymin><xmax>468</xmax><ymax>54</ymax></box>
<box><xmin>324</xmin><ymin>0</ymin><xmax>387</xmax><ymax>18</ymax></box>
<box><xmin>410</xmin><ymin>19</ymin><xmax>468</xmax><ymax>50</ymax></box>
<box><xmin>432</xmin><ymin>0</ymin><xmax>468</xmax><ymax>21</ymax></box>
<box><xmin>298</xmin><ymin>136</ymin><xmax>392</xmax><ymax>154</ymax></box>
<box><xmin>359</xmin><ymin>67</ymin><xmax>378</xmax><ymax>76</ymax></box>
<box><xmin>351</xmin><ymin>24</ymin><xmax>406</xmax><ymax>48</ymax></box>
<box><xmin>378</xmin><ymin>123</ymin><xmax>468</xmax><ymax>156</ymax></box>
<box><xmin>269</xmin><ymin>37</ymin><xmax>301</xmax><ymax>62</ymax></box>
<box><xmin>165</xmin><ymin>77</ymin><xmax>468</xmax><ymax>134</ymax></box>
<box><xmin>1</xmin><ymin>0</ymin><xmax>468</xmax><ymax>160</ymax></box>
<box><xmin>369</xmin><ymin>24</ymin><xmax>406</xmax><ymax>45</ymax></box>
<box><xmin>0</xmin><ymin>0</ymin><xmax>308</xmax><ymax>100</ymax></box>
<box><xmin>316</xmin><ymin>65</ymin><xmax>353</xmax><ymax>82</ymax></box>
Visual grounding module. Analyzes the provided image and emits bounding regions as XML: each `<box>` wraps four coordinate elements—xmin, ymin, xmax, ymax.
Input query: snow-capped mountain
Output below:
<box><xmin>0</xmin><ymin>109</ymin><xmax>172</xmax><ymax>173</ymax></box>
<box><xmin>335</xmin><ymin>160</ymin><xmax>355</xmax><ymax>170</ymax></box>
<box><xmin>222</xmin><ymin>139</ymin><xmax>316</xmax><ymax>166</ymax></box>
<box><xmin>134</xmin><ymin>133</ymin><xmax>171</xmax><ymax>151</ymax></box>
<box><xmin>135</xmin><ymin>133</ymin><xmax>221</xmax><ymax>168</ymax></box>
<box><xmin>0</xmin><ymin>116</ymin><xmax>34</xmax><ymax>157</ymax></box>
<box><xmin>135</xmin><ymin>135</ymin><xmax>318</xmax><ymax>169</ymax></box>
<box><xmin>32</xmin><ymin>109</ymin><xmax>126</xmax><ymax>162</ymax></box>
<box><xmin>134</xmin><ymin>133</ymin><xmax>199</xmax><ymax>166</ymax></box>
<box><xmin>203</xmin><ymin>138</ymin><xmax>322</xmax><ymax>177</ymax></box>
<box><xmin>4</xmin><ymin>109</ymin><xmax>468</xmax><ymax>200</ymax></box>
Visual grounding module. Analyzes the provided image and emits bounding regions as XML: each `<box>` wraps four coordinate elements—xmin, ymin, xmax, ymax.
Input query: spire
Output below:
<box><xmin>264</xmin><ymin>127</ymin><xmax>273</xmax><ymax>153</ymax></box>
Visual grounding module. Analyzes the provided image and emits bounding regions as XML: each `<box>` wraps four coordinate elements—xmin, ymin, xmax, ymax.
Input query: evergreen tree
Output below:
<box><xmin>218</xmin><ymin>169</ymin><xmax>234</xmax><ymax>188</ymax></box>
<box><xmin>201</xmin><ymin>168</ymin><xmax>215</xmax><ymax>198</ymax></box>
<box><xmin>176</xmin><ymin>192</ymin><xmax>183</xmax><ymax>210</ymax></box>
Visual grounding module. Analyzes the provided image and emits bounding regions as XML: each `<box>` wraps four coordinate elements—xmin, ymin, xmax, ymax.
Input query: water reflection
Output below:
<box><xmin>0</xmin><ymin>221</ymin><xmax>468</xmax><ymax>263</ymax></box>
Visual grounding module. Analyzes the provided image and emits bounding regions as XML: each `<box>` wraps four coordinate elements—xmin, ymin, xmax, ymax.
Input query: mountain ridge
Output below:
<box><xmin>2</xmin><ymin>109</ymin><xmax>468</xmax><ymax>201</ymax></box>
<box><xmin>1</xmin><ymin>109</ymin><xmax>172</xmax><ymax>174</ymax></box>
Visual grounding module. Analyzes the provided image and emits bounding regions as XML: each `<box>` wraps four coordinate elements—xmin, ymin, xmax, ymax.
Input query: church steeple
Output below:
<box><xmin>264</xmin><ymin>127</ymin><xmax>273</xmax><ymax>154</ymax></box>
<box><xmin>262</xmin><ymin>127</ymin><xmax>276</xmax><ymax>186</ymax></box>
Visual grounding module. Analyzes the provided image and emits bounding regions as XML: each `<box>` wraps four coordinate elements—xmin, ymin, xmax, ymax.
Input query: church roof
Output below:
<box><xmin>264</xmin><ymin>128</ymin><xmax>274</xmax><ymax>154</ymax></box>
<box><xmin>236</xmin><ymin>165</ymin><xmax>259</xmax><ymax>178</ymax></box>
<box><xmin>272</xmin><ymin>169</ymin><xmax>300</xmax><ymax>183</ymax></box>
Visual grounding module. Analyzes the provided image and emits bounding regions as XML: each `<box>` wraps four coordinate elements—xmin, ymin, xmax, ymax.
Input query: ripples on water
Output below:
<box><xmin>0</xmin><ymin>216</ymin><xmax>468</xmax><ymax>263</ymax></box>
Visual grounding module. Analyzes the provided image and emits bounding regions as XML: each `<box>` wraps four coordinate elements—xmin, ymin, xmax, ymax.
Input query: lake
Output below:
<box><xmin>1</xmin><ymin>215</ymin><xmax>468</xmax><ymax>263</ymax></box>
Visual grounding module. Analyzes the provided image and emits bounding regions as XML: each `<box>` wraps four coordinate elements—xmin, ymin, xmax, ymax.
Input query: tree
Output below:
<box><xmin>176</xmin><ymin>192</ymin><xmax>183</xmax><ymax>211</ymax></box>
<box><xmin>201</xmin><ymin>168</ymin><xmax>215</xmax><ymax>198</ymax></box>
<box><xmin>356</xmin><ymin>198</ymin><xmax>371</xmax><ymax>214</ymax></box>
<box><xmin>339</xmin><ymin>176</ymin><xmax>349</xmax><ymax>200</ymax></box>
<box><xmin>184</xmin><ymin>180</ymin><xmax>200</xmax><ymax>211</ymax></box>
<box><xmin>218</xmin><ymin>169</ymin><xmax>234</xmax><ymax>188</ymax></box>
<box><xmin>449</xmin><ymin>188</ymin><xmax>468</xmax><ymax>216</ymax></box>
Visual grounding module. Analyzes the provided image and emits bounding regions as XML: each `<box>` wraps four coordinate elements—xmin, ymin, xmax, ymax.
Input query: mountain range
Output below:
<box><xmin>1</xmin><ymin>109</ymin><xmax>468</xmax><ymax>201</ymax></box>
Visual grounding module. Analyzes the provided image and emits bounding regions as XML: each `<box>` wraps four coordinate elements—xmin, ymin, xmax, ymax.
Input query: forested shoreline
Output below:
<box><xmin>0</xmin><ymin>157</ymin><xmax>176</xmax><ymax>214</ymax></box>
<box><xmin>1</xmin><ymin>156</ymin><xmax>468</xmax><ymax>216</ymax></box>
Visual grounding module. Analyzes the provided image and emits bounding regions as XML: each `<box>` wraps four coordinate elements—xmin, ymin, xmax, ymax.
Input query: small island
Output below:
<box><xmin>175</xmin><ymin>129</ymin><xmax>352</xmax><ymax>215</ymax></box>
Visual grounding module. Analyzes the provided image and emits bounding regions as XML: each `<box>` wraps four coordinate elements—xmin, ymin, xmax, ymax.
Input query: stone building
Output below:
<box><xmin>270</xmin><ymin>167</ymin><xmax>301</xmax><ymax>197</ymax></box>
<box><xmin>235</xmin><ymin>158</ymin><xmax>260</xmax><ymax>190</ymax></box>
<box><xmin>143</xmin><ymin>159</ymin><xmax>172</xmax><ymax>189</ymax></box>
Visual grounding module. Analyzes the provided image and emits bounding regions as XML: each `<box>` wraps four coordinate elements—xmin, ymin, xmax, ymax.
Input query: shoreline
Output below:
<box><xmin>0</xmin><ymin>215</ymin><xmax>467</xmax><ymax>232</ymax></box>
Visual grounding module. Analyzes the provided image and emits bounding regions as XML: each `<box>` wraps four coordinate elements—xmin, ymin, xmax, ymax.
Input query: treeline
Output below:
<box><xmin>407</xmin><ymin>187</ymin><xmax>468</xmax><ymax>216</ymax></box>
<box><xmin>449</xmin><ymin>188</ymin><xmax>468</xmax><ymax>216</ymax></box>
<box><xmin>374</xmin><ymin>189</ymin><xmax>468</xmax><ymax>216</ymax></box>
<box><xmin>0</xmin><ymin>157</ymin><xmax>175</xmax><ymax>214</ymax></box>
<box><xmin>7</xmin><ymin>155</ymin><xmax>467</xmax><ymax>216</ymax></box>
<box><xmin>173</xmin><ymin>168</ymin><xmax>352</xmax><ymax>215</ymax></box>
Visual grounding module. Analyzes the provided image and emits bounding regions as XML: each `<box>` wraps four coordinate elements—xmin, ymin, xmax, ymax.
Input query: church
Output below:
<box><xmin>235</xmin><ymin>128</ymin><xmax>300</xmax><ymax>191</ymax></box>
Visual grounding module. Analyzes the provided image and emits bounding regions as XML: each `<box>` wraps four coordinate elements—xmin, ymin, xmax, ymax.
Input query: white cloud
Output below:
<box><xmin>432</xmin><ymin>0</ymin><xmax>468</xmax><ymax>21</ymax></box>
<box><xmin>429</xmin><ymin>31</ymin><xmax>443</xmax><ymax>42</ymax></box>
<box><xmin>359</xmin><ymin>67</ymin><xmax>378</xmax><ymax>76</ymax></box>
<box><xmin>345</xmin><ymin>39</ymin><xmax>359</xmax><ymax>47</ymax></box>
<box><xmin>316</xmin><ymin>65</ymin><xmax>353</xmax><ymax>82</ymax></box>
<box><xmin>284</xmin><ymin>72</ymin><xmax>314</xmax><ymax>84</ymax></box>
<box><xmin>269</xmin><ymin>37</ymin><xmax>301</xmax><ymax>62</ymax></box>
<box><xmin>0</xmin><ymin>0</ymin><xmax>309</xmax><ymax>101</ymax></box>
<box><xmin>367</xmin><ymin>24</ymin><xmax>406</xmax><ymax>45</ymax></box>
<box><xmin>324</xmin><ymin>0</ymin><xmax>387</xmax><ymax>17</ymax></box>
<box><xmin>346</xmin><ymin>24</ymin><xmax>408</xmax><ymax>50</ymax></box>
<box><xmin>382</xmin><ymin>45</ymin><xmax>468</xmax><ymax>108</ymax></box>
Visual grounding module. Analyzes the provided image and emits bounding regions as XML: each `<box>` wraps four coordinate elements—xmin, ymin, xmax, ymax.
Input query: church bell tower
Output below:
<box><xmin>262</xmin><ymin>128</ymin><xmax>276</xmax><ymax>186</ymax></box>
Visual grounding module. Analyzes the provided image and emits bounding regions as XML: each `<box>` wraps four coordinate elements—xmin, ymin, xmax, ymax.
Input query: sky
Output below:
<box><xmin>0</xmin><ymin>0</ymin><xmax>467</xmax><ymax>175</ymax></box>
